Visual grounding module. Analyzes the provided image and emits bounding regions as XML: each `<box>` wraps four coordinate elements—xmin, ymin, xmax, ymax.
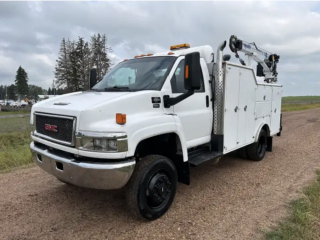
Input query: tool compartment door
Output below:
<box><xmin>223</xmin><ymin>65</ymin><xmax>240</xmax><ymax>152</ymax></box>
<box><xmin>238</xmin><ymin>68</ymin><xmax>256</xmax><ymax>147</ymax></box>
<box><xmin>270</xmin><ymin>86</ymin><xmax>282</xmax><ymax>135</ymax></box>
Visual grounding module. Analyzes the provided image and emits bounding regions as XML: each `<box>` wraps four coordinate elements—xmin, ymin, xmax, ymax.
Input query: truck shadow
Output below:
<box><xmin>45</xmin><ymin>151</ymin><xmax>255</xmax><ymax>223</ymax></box>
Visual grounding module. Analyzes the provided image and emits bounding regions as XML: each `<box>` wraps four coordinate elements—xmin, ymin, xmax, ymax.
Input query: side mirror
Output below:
<box><xmin>90</xmin><ymin>68</ymin><xmax>97</xmax><ymax>89</ymax></box>
<box><xmin>184</xmin><ymin>52</ymin><xmax>201</xmax><ymax>91</ymax></box>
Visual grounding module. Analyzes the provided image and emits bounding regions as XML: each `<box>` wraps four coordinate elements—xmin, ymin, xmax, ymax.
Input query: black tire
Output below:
<box><xmin>125</xmin><ymin>155</ymin><xmax>178</xmax><ymax>221</ymax></box>
<box><xmin>236</xmin><ymin>146</ymin><xmax>248</xmax><ymax>159</ymax></box>
<box><xmin>246</xmin><ymin>129</ymin><xmax>267</xmax><ymax>161</ymax></box>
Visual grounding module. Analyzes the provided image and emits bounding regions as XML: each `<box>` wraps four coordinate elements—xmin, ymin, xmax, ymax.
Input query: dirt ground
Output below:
<box><xmin>1</xmin><ymin>109</ymin><xmax>320</xmax><ymax>240</ymax></box>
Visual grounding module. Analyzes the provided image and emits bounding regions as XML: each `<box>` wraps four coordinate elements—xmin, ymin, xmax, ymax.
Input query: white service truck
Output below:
<box><xmin>30</xmin><ymin>35</ymin><xmax>282</xmax><ymax>221</ymax></box>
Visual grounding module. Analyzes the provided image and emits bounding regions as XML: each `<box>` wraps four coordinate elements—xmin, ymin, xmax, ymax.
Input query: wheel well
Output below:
<box><xmin>261</xmin><ymin>124</ymin><xmax>273</xmax><ymax>152</ymax></box>
<box><xmin>134</xmin><ymin>133</ymin><xmax>190</xmax><ymax>185</ymax></box>
<box><xmin>262</xmin><ymin>124</ymin><xmax>270</xmax><ymax>137</ymax></box>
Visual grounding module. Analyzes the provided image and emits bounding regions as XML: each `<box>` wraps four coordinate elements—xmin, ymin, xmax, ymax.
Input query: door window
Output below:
<box><xmin>170</xmin><ymin>59</ymin><xmax>205</xmax><ymax>93</ymax></box>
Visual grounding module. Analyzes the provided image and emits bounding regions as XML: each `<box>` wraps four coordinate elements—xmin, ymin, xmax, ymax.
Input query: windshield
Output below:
<box><xmin>92</xmin><ymin>56</ymin><xmax>177</xmax><ymax>91</ymax></box>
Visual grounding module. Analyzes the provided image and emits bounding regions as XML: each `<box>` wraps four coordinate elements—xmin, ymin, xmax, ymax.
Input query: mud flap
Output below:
<box><xmin>267</xmin><ymin>137</ymin><xmax>273</xmax><ymax>152</ymax></box>
<box><xmin>277</xmin><ymin>113</ymin><xmax>282</xmax><ymax>136</ymax></box>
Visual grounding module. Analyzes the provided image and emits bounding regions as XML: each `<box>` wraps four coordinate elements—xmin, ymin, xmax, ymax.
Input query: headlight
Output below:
<box><xmin>76</xmin><ymin>132</ymin><xmax>128</xmax><ymax>152</ymax></box>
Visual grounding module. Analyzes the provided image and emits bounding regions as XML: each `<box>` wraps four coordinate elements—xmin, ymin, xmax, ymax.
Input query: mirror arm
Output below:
<box><xmin>163</xmin><ymin>90</ymin><xmax>195</xmax><ymax>108</ymax></box>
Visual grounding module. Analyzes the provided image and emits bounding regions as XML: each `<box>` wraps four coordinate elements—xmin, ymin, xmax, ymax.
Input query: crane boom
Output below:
<box><xmin>229</xmin><ymin>35</ymin><xmax>280</xmax><ymax>83</ymax></box>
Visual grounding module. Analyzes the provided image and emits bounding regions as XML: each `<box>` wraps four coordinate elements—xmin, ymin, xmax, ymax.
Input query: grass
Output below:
<box><xmin>281</xmin><ymin>103</ymin><xmax>320</xmax><ymax>112</ymax></box>
<box><xmin>0</xmin><ymin>110</ymin><xmax>30</xmax><ymax>116</ymax></box>
<box><xmin>0</xmin><ymin>116</ymin><xmax>34</xmax><ymax>172</ymax></box>
<box><xmin>282</xmin><ymin>96</ymin><xmax>320</xmax><ymax>104</ymax></box>
<box><xmin>264</xmin><ymin>170</ymin><xmax>320</xmax><ymax>240</ymax></box>
<box><xmin>0</xmin><ymin>131</ymin><xmax>33</xmax><ymax>173</ymax></box>
<box><xmin>0</xmin><ymin>116</ymin><xmax>32</xmax><ymax>133</ymax></box>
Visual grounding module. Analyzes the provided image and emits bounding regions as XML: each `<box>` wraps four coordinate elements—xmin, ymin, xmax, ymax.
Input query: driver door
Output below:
<box><xmin>170</xmin><ymin>58</ymin><xmax>212</xmax><ymax>147</ymax></box>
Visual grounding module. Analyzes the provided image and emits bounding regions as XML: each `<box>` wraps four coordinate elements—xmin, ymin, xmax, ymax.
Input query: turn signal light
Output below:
<box><xmin>185</xmin><ymin>65</ymin><xmax>189</xmax><ymax>79</ymax></box>
<box><xmin>147</xmin><ymin>53</ymin><xmax>153</xmax><ymax>56</ymax></box>
<box><xmin>116</xmin><ymin>113</ymin><xmax>126</xmax><ymax>125</ymax></box>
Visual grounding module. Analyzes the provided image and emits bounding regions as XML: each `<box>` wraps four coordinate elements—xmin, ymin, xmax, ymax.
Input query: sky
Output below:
<box><xmin>0</xmin><ymin>1</ymin><xmax>319</xmax><ymax>96</ymax></box>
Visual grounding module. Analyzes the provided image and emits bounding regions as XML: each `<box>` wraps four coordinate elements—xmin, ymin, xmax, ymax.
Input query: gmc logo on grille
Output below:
<box><xmin>44</xmin><ymin>124</ymin><xmax>58</xmax><ymax>132</ymax></box>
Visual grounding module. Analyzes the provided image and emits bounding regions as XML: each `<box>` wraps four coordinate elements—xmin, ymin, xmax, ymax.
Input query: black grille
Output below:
<box><xmin>35</xmin><ymin>114</ymin><xmax>74</xmax><ymax>144</ymax></box>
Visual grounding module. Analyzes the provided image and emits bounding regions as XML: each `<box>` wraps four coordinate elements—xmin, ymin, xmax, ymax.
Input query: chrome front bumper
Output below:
<box><xmin>30</xmin><ymin>142</ymin><xmax>136</xmax><ymax>190</ymax></box>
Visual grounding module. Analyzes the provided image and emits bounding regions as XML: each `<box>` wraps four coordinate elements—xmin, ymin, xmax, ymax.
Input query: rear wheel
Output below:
<box><xmin>126</xmin><ymin>155</ymin><xmax>177</xmax><ymax>221</ymax></box>
<box><xmin>246</xmin><ymin>129</ymin><xmax>267</xmax><ymax>161</ymax></box>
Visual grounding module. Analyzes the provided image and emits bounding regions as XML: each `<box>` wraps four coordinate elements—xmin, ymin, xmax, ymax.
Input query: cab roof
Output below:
<box><xmin>124</xmin><ymin>44</ymin><xmax>215</xmax><ymax>64</ymax></box>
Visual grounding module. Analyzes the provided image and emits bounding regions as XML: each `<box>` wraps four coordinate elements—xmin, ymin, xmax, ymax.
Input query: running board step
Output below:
<box><xmin>188</xmin><ymin>151</ymin><xmax>223</xmax><ymax>167</ymax></box>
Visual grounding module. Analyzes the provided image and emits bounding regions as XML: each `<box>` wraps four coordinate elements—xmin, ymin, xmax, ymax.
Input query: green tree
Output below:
<box><xmin>54</xmin><ymin>33</ymin><xmax>113</xmax><ymax>93</ymax></box>
<box><xmin>0</xmin><ymin>85</ymin><xmax>4</xmax><ymax>99</ymax></box>
<box><xmin>75</xmin><ymin>37</ymin><xmax>91</xmax><ymax>90</ymax></box>
<box><xmin>68</xmin><ymin>41</ymin><xmax>82</xmax><ymax>91</ymax></box>
<box><xmin>90</xmin><ymin>33</ymin><xmax>113</xmax><ymax>81</ymax></box>
<box><xmin>15</xmin><ymin>66</ymin><xmax>29</xmax><ymax>99</ymax></box>
<box><xmin>7</xmin><ymin>84</ymin><xmax>17</xmax><ymax>100</ymax></box>
<box><xmin>55</xmin><ymin>38</ymin><xmax>69</xmax><ymax>90</ymax></box>
<box><xmin>28</xmin><ymin>84</ymin><xmax>43</xmax><ymax>102</ymax></box>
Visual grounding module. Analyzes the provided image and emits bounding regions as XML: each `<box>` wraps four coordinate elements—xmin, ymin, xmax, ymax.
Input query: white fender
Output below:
<box><xmin>128</xmin><ymin>122</ymin><xmax>188</xmax><ymax>162</ymax></box>
<box><xmin>254</xmin><ymin>122</ymin><xmax>270</xmax><ymax>142</ymax></box>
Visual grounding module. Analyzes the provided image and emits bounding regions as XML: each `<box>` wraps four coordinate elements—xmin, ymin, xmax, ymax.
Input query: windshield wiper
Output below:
<box><xmin>103</xmin><ymin>86</ymin><xmax>132</xmax><ymax>92</ymax></box>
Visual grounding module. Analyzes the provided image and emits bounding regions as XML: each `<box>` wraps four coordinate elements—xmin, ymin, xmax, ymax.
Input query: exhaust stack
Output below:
<box><xmin>213</xmin><ymin>40</ymin><xmax>226</xmax><ymax>135</ymax></box>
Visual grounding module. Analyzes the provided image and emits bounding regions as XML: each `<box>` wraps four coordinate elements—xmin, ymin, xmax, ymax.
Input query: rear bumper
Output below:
<box><xmin>30</xmin><ymin>141</ymin><xmax>136</xmax><ymax>190</ymax></box>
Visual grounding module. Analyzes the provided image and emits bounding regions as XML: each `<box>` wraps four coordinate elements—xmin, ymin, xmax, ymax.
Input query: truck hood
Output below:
<box><xmin>31</xmin><ymin>90</ymin><xmax>167</xmax><ymax>133</ymax></box>
<box><xmin>31</xmin><ymin>91</ymin><xmax>131</xmax><ymax>118</ymax></box>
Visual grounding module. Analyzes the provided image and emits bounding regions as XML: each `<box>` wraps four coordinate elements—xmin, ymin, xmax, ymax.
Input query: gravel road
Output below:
<box><xmin>1</xmin><ymin>109</ymin><xmax>320</xmax><ymax>240</ymax></box>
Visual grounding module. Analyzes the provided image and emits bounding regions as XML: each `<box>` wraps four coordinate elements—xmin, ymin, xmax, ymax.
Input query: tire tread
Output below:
<box><xmin>125</xmin><ymin>154</ymin><xmax>177</xmax><ymax>221</ymax></box>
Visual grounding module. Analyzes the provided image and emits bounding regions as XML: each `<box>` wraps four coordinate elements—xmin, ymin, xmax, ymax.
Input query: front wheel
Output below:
<box><xmin>125</xmin><ymin>155</ymin><xmax>177</xmax><ymax>221</ymax></box>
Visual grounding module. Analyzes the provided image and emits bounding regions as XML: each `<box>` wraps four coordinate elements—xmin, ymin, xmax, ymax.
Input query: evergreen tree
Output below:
<box><xmin>15</xmin><ymin>66</ymin><xmax>29</xmax><ymax>99</ymax></box>
<box><xmin>48</xmin><ymin>87</ymin><xmax>52</xmax><ymax>95</ymax></box>
<box><xmin>28</xmin><ymin>84</ymin><xmax>43</xmax><ymax>102</ymax></box>
<box><xmin>68</xmin><ymin>40</ymin><xmax>81</xmax><ymax>91</ymax></box>
<box><xmin>0</xmin><ymin>85</ymin><xmax>4</xmax><ymax>100</ymax></box>
<box><xmin>75</xmin><ymin>37</ymin><xmax>91</xmax><ymax>90</ymax></box>
<box><xmin>90</xmin><ymin>33</ymin><xmax>113</xmax><ymax>81</ymax></box>
<box><xmin>55</xmin><ymin>38</ymin><xmax>72</xmax><ymax>91</ymax></box>
<box><xmin>7</xmin><ymin>84</ymin><xmax>17</xmax><ymax>100</ymax></box>
<box><xmin>54</xmin><ymin>33</ymin><xmax>113</xmax><ymax>92</ymax></box>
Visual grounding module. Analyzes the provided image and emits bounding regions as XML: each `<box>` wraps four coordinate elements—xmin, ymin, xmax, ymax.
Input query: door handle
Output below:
<box><xmin>206</xmin><ymin>95</ymin><xmax>209</xmax><ymax>107</ymax></box>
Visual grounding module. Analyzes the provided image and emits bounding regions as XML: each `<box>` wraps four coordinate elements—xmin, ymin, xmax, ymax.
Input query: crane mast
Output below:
<box><xmin>229</xmin><ymin>35</ymin><xmax>280</xmax><ymax>83</ymax></box>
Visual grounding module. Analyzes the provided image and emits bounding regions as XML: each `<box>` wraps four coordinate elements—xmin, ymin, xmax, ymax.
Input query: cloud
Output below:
<box><xmin>0</xmin><ymin>1</ymin><xmax>319</xmax><ymax>96</ymax></box>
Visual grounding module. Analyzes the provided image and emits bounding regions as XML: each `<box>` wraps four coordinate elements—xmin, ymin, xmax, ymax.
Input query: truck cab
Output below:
<box><xmin>30</xmin><ymin>39</ymin><xmax>282</xmax><ymax>221</ymax></box>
